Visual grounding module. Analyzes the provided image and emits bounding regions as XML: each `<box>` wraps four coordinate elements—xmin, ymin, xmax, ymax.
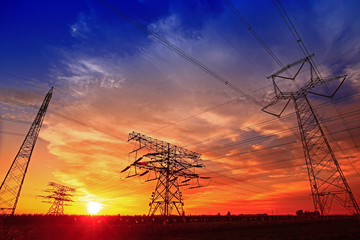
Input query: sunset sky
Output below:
<box><xmin>1</xmin><ymin>0</ymin><xmax>360</xmax><ymax>216</ymax></box>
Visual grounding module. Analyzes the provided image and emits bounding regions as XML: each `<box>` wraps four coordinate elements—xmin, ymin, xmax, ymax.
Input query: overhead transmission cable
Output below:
<box><xmin>222</xmin><ymin>0</ymin><xmax>285</xmax><ymax>70</ymax></box>
<box><xmin>2</xmin><ymin>90</ymin><xmax>359</xmax><ymax>168</ymax></box>
<box><xmin>203</xmin><ymin>144</ymin><xmax>360</xmax><ymax>176</ymax></box>
<box><xmin>208</xmin><ymin>149</ymin><xmax>360</xmax><ymax>195</ymax></box>
<box><xmin>149</xmin><ymin>44</ymin><xmax>360</xmax><ymax>134</ymax></box>
<box><xmin>89</xmin><ymin>145</ymin><xmax>360</xmax><ymax>197</ymax></box>
<box><xmin>2</xmin><ymin>1</ymin><xmax>359</xmax><ymax>200</ymax></box>
<box><xmin>80</xmin><ymin>133</ymin><xmax>360</xmax><ymax>196</ymax></box>
<box><xmin>0</xmin><ymin>96</ymin><xmax>126</xmax><ymax>142</ymax></box>
<box><xmin>2</xmin><ymin>90</ymin><xmax>358</xmax><ymax>162</ymax></box>
<box><xmin>93</xmin><ymin>145</ymin><xmax>360</xmax><ymax>198</ymax></box>
<box><xmin>2</xmin><ymin>1</ymin><xmax>359</xmax><ymax>144</ymax></box>
<box><xmin>199</xmin><ymin>108</ymin><xmax>360</xmax><ymax>154</ymax></box>
<box><xmin>221</xmin><ymin>0</ymin><xmax>303</xmax><ymax>142</ymax></box>
<box><xmin>95</xmin><ymin>0</ymin><xmax>262</xmax><ymax>107</ymax></box>
<box><xmin>222</xmin><ymin>0</ymin><xmax>360</xmax><ymax>164</ymax></box>
<box><xmin>83</xmin><ymin>111</ymin><xmax>360</xmax><ymax>195</ymax></box>
<box><xmin>184</xmin><ymin>91</ymin><xmax>360</xmax><ymax>151</ymax></box>
<box><xmin>199</xmin><ymin>145</ymin><xmax>360</xmax><ymax>198</ymax></box>
<box><xmin>148</xmin><ymin>78</ymin><xmax>276</xmax><ymax>134</ymax></box>
<box><xmin>1</xmin><ymin>42</ymin><xmax>358</xmax><ymax>143</ymax></box>
<box><xmin>202</xmin><ymin>125</ymin><xmax>360</xmax><ymax>164</ymax></box>
<box><xmin>272</xmin><ymin>0</ymin><xmax>360</xmax><ymax>150</ymax></box>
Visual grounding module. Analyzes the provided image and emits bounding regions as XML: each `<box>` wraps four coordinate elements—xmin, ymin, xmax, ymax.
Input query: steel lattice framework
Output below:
<box><xmin>39</xmin><ymin>182</ymin><xmax>76</xmax><ymax>215</ymax></box>
<box><xmin>262</xmin><ymin>55</ymin><xmax>359</xmax><ymax>215</ymax></box>
<box><xmin>0</xmin><ymin>87</ymin><xmax>53</xmax><ymax>215</ymax></box>
<box><xmin>122</xmin><ymin>131</ymin><xmax>208</xmax><ymax>216</ymax></box>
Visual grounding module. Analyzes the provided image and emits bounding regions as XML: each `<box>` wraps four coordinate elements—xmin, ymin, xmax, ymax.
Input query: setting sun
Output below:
<box><xmin>87</xmin><ymin>202</ymin><xmax>103</xmax><ymax>215</ymax></box>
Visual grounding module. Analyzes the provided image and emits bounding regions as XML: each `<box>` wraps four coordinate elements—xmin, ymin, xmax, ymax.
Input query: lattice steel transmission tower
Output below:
<box><xmin>262</xmin><ymin>55</ymin><xmax>359</xmax><ymax>215</ymax></box>
<box><xmin>122</xmin><ymin>131</ymin><xmax>208</xmax><ymax>216</ymax></box>
<box><xmin>39</xmin><ymin>182</ymin><xmax>76</xmax><ymax>215</ymax></box>
<box><xmin>0</xmin><ymin>87</ymin><xmax>53</xmax><ymax>215</ymax></box>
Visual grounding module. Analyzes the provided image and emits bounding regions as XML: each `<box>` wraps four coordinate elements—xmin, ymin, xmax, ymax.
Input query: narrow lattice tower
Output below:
<box><xmin>0</xmin><ymin>87</ymin><xmax>53</xmax><ymax>215</ymax></box>
<box><xmin>39</xmin><ymin>182</ymin><xmax>76</xmax><ymax>215</ymax></box>
<box><xmin>121</xmin><ymin>131</ymin><xmax>208</xmax><ymax>216</ymax></box>
<box><xmin>262</xmin><ymin>55</ymin><xmax>359</xmax><ymax>215</ymax></box>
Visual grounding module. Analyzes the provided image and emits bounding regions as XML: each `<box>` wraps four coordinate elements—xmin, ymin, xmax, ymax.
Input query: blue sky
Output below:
<box><xmin>1</xmin><ymin>0</ymin><xmax>360</xmax><ymax>90</ymax></box>
<box><xmin>1</xmin><ymin>0</ymin><xmax>360</xmax><ymax>215</ymax></box>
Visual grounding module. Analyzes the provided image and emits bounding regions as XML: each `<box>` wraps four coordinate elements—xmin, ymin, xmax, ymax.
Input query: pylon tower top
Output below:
<box><xmin>39</xmin><ymin>182</ymin><xmax>76</xmax><ymax>215</ymax></box>
<box><xmin>121</xmin><ymin>131</ymin><xmax>208</xmax><ymax>216</ymax></box>
<box><xmin>263</xmin><ymin>55</ymin><xmax>346</xmax><ymax>117</ymax></box>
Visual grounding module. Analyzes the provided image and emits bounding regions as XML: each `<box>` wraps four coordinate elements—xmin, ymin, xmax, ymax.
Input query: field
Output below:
<box><xmin>1</xmin><ymin>215</ymin><xmax>359</xmax><ymax>240</ymax></box>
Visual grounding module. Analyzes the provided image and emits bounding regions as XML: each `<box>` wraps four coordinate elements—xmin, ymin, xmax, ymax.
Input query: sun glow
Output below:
<box><xmin>87</xmin><ymin>202</ymin><xmax>103</xmax><ymax>215</ymax></box>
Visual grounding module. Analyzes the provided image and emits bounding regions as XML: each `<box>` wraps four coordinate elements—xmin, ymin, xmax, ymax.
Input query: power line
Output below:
<box><xmin>148</xmin><ymin>98</ymin><xmax>239</xmax><ymax>133</ymax></box>
<box><xmin>224</xmin><ymin>1</ymin><xmax>360</xmax><ymax>209</ymax></box>
<box><xmin>204</xmin><ymin>144</ymin><xmax>360</xmax><ymax>178</ymax></box>
<box><xmin>206</xmin><ymin>180</ymin><xmax>310</xmax><ymax>200</ymax></box>
<box><xmin>185</xmin><ymin>91</ymin><xmax>360</xmax><ymax>150</ymax></box>
<box><xmin>272</xmin><ymin>0</ymin><xmax>360</xmax><ymax>151</ymax></box>
<box><xmin>95</xmin><ymin>0</ymin><xmax>263</xmax><ymax>107</ymax></box>
<box><xmin>2</xmin><ymin>87</ymin><xmax>359</xmax><ymax>181</ymax></box>
<box><xmin>216</xmin><ymin>29</ymin><xmax>268</xmax><ymax>78</ymax></box>
<box><xmin>2</xmin><ymin>42</ymin><xmax>359</xmax><ymax>145</ymax></box>
<box><xmin>0</xmin><ymin>96</ymin><xmax>127</xmax><ymax>142</ymax></box>
<box><xmin>149</xmin><ymin>45</ymin><xmax>360</xmax><ymax>136</ymax></box>
<box><xmin>222</xmin><ymin>0</ymin><xmax>285</xmax><ymax>70</ymax></box>
<box><xmin>4</xmin><ymin>87</ymin><xmax>355</xmax><ymax>160</ymax></box>
<box><xmin>221</xmin><ymin>0</ymin><xmax>304</xmax><ymax>140</ymax></box>
<box><xmin>0</xmin><ymin>130</ymin><xmax>26</xmax><ymax>137</ymax></box>
<box><xmin>202</xmin><ymin>125</ymin><xmax>360</xmax><ymax>164</ymax></box>
<box><xmin>271</xmin><ymin>0</ymin><xmax>313</xmax><ymax>68</ymax></box>
<box><xmin>0</xmin><ymin>117</ymin><xmax>32</xmax><ymax>125</ymax></box>
<box><xmin>86</xmin><ymin>143</ymin><xmax>360</xmax><ymax>197</ymax></box>
<box><xmin>77</xmin><ymin>129</ymin><xmax>360</xmax><ymax>197</ymax></box>
<box><xmin>199</xmin><ymin>108</ymin><xmax>360</xmax><ymax>154</ymax></box>
<box><xmin>87</xmin><ymin>133</ymin><xmax>359</xmax><ymax>196</ymax></box>
<box><xmin>199</xmin><ymin>146</ymin><xmax>360</xmax><ymax>201</ymax></box>
<box><xmin>148</xmin><ymin>79</ymin><xmax>274</xmax><ymax>134</ymax></box>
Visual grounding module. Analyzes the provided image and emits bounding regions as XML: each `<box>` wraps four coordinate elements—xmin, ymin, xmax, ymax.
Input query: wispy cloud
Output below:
<box><xmin>70</xmin><ymin>13</ymin><xmax>91</xmax><ymax>39</ymax></box>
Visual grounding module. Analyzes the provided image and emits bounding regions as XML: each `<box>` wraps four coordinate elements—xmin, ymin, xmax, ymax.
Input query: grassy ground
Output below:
<box><xmin>1</xmin><ymin>216</ymin><xmax>359</xmax><ymax>239</ymax></box>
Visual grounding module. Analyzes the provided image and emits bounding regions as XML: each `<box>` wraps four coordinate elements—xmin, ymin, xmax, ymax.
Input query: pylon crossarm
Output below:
<box><xmin>267</xmin><ymin>54</ymin><xmax>314</xmax><ymax>79</ymax></box>
<box><xmin>308</xmin><ymin>75</ymin><xmax>347</xmax><ymax>98</ymax></box>
<box><xmin>262</xmin><ymin>98</ymin><xmax>291</xmax><ymax>118</ymax></box>
<box><xmin>125</xmin><ymin>131</ymin><xmax>207</xmax><ymax>216</ymax></box>
<box><xmin>127</xmin><ymin>162</ymin><xmax>199</xmax><ymax>178</ymax></box>
<box><xmin>129</xmin><ymin>131</ymin><xmax>200</xmax><ymax>157</ymax></box>
<box><xmin>171</xmin><ymin>161</ymin><xmax>193</xmax><ymax>171</ymax></box>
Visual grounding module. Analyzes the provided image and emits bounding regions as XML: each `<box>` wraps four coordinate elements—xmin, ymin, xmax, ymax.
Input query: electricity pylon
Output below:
<box><xmin>0</xmin><ymin>87</ymin><xmax>53</xmax><ymax>215</ymax></box>
<box><xmin>262</xmin><ymin>55</ymin><xmax>359</xmax><ymax>215</ymax></box>
<box><xmin>39</xmin><ymin>182</ymin><xmax>76</xmax><ymax>215</ymax></box>
<box><xmin>121</xmin><ymin>131</ymin><xmax>208</xmax><ymax>216</ymax></box>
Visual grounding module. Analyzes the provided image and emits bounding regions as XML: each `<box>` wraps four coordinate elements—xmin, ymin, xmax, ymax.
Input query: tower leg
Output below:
<box><xmin>148</xmin><ymin>174</ymin><xmax>184</xmax><ymax>216</ymax></box>
<box><xmin>294</xmin><ymin>96</ymin><xmax>360</xmax><ymax>215</ymax></box>
<box><xmin>0</xmin><ymin>88</ymin><xmax>53</xmax><ymax>215</ymax></box>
